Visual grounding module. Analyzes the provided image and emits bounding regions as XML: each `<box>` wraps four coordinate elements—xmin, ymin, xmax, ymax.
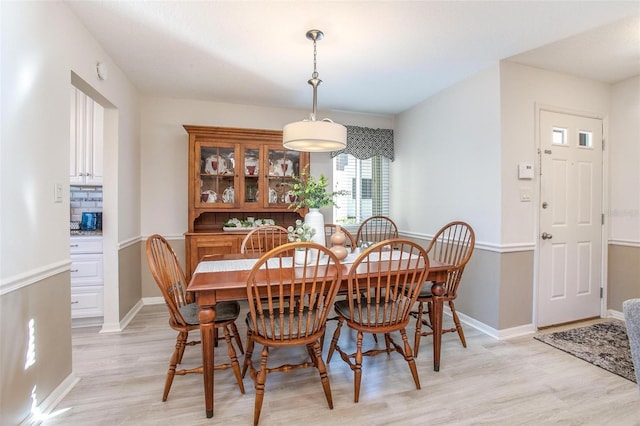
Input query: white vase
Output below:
<box><xmin>304</xmin><ymin>208</ymin><xmax>326</xmax><ymax>247</ymax></box>
<box><xmin>294</xmin><ymin>248</ymin><xmax>318</xmax><ymax>265</ymax></box>
<box><xmin>294</xmin><ymin>248</ymin><xmax>309</xmax><ymax>265</ymax></box>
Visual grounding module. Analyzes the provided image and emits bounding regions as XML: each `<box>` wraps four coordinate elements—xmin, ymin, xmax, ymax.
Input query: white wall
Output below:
<box><xmin>609</xmin><ymin>76</ymin><xmax>640</xmax><ymax>245</ymax></box>
<box><xmin>394</xmin><ymin>64</ymin><xmax>502</xmax><ymax>245</ymax></box>
<box><xmin>499</xmin><ymin>61</ymin><xmax>611</xmax><ymax>246</ymax></box>
<box><xmin>1</xmin><ymin>1</ymin><xmax>139</xmax><ymax>283</ymax></box>
<box><xmin>139</xmin><ymin>97</ymin><xmax>393</xmax><ymax>236</ymax></box>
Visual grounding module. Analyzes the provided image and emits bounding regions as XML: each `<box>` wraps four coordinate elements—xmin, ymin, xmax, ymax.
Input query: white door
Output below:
<box><xmin>537</xmin><ymin>110</ymin><xmax>603</xmax><ymax>327</ymax></box>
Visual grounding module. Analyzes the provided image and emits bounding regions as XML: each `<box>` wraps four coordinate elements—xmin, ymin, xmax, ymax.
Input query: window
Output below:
<box><xmin>552</xmin><ymin>127</ymin><xmax>567</xmax><ymax>145</ymax></box>
<box><xmin>578</xmin><ymin>131</ymin><xmax>592</xmax><ymax>148</ymax></box>
<box><xmin>332</xmin><ymin>154</ymin><xmax>390</xmax><ymax>225</ymax></box>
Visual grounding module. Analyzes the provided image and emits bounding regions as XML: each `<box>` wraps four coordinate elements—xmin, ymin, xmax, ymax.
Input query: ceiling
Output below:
<box><xmin>67</xmin><ymin>1</ymin><xmax>640</xmax><ymax>116</ymax></box>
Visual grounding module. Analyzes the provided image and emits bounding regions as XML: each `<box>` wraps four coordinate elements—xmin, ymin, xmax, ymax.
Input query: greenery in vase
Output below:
<box><xmin>223</xmin><ymin>217</ymin><xmax>275</xmax><ymax>228</ymax></box>
<box><xmin>287</xmin><ymin>219</ymin><xmax>316</xmax><ymax>242</ymax></box>
<box><xmin>288</xmin><ymin>165</ymin><xmax>348</xmax><ymax>212</ymax></box>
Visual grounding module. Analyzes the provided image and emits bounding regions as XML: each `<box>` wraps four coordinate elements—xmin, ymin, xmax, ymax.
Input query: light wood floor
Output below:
<box><xmin>42</xmin><ymin>304</ymin><xmax>640</xmax><ymax>426</ymax></box>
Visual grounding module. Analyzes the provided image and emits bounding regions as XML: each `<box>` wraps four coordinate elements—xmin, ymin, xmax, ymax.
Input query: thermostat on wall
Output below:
<box><xmin>518</xmin><ymin>163</ymin><xmax>534</xmax><ymax>180</ymax></box>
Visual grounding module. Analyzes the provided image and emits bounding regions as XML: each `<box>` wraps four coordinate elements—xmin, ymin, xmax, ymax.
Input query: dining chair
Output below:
<box><xmin>242</xmin><ymin>242</ymin><xmax>343</xmax><ymax>425</ymax></box>
<box><xmin>324</xmin><ymin>223</ymin><xmax>357</xmax><ymax>251</ymax></box>
<box><xmin>145</xmin><ymin>234</ymin><xmax>245</xmax><ymax>401</ymax></box>
<box><xmin>412</xmin><ymin>221</ymin><xmax>475</xmax><ymax>357</ymax></box>
<box><xmin>623</xmin><ymin>298</ymin><xmax>640</xmax><ymax>388</ymax></box>
<box><xmin>355</xmin><ymin>215</ymin><xmax>398</xmax><ymax>247</ymax></box>
<box><xmin>327</xmin><ymin>239</ymin><xmax>430</xmax><ymax>402</ymax></box>
<box><xmin>241</xmin><ymin>224</ymin><xmax>290</xmax><ymax>254</ymax></box>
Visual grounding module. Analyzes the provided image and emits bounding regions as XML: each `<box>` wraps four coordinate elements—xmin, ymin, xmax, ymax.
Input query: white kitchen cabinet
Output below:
<box><xmin>70</xmin><ymin>236</ymin><xmax>103</xmax><ymax>319</ymax></box>
<box><xmin>70</xmin><ymin>87</ymin><xmax>103</xmax><ymax>185</ymax></box>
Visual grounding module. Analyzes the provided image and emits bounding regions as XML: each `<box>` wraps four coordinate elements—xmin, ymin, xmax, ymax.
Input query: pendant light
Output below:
<box><xmin>283</xmin><ymin>29</ymin><xmax>347</xmax><ymax>152</ymax></box>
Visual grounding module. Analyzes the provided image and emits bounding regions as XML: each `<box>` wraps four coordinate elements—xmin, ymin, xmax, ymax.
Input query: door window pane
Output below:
<box><xmin>552</xmin><ymin>127</ymin><xmax>567</xmax><ymax>145</ymax></box>
<box><xmin>578</xmin><ymin>131</ymin><xmax>592</xmax><ymax>148</ymax></box>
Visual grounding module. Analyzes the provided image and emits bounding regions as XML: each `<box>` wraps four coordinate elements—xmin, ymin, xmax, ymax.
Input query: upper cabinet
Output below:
<box><xmin>70</xmin><ymin>87</ymin><xmax>103</xmax><ymax>185</ymax></box>
<box><xmin>185</xmin><ymin>125</ymin><xmax>309</xmax><ymax>232</ymax></box>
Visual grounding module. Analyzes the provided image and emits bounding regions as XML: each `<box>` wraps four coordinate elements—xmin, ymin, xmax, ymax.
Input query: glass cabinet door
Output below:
<box><xmin>198</xmin><ymin>144</ymin><xmax>236</xmax><ymax>208</ymax></box>
<box><xmin>243</xmin><ymin>146</ymin><xmax>259</xmax><ymax>205</ymax></box>
<box><xmin>265</xmin><ymin>147</ymin><xmax>302</xmax><ymax>206</ymax></box>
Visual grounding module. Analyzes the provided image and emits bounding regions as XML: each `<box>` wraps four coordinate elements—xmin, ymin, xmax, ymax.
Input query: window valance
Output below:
<box><xmin>330</xmin><ymin>125</ymin><xmax>394</xmax><ymax>161</ymax></box>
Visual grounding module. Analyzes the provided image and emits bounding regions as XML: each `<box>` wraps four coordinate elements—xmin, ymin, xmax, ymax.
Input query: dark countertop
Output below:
<box><xmin>70</xmin><ymin>230</ymin><xmax>103</xmax><ymax>237</ymax></box>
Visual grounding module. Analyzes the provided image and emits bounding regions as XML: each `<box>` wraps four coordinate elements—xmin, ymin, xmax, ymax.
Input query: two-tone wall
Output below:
<box><xmin>394</xmin><ymin>61</ymin><xmax>639</xmax><ymax>335</ymax></box>
<box><xmin>607</xmin><ymin>76</ymin><xmax>640</xmax><ymax>310</ymax></box>
<box><xmin>1</xmin><ymin>2</ymin><xmax>140</xmax><ymax>423</ymax></box>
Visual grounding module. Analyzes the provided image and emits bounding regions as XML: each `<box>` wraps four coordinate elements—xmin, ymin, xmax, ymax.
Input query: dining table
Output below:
<box><xmin>187</xmin><ymin>248</ymin><xmax>452</xmax><ymax>418</ymax></box>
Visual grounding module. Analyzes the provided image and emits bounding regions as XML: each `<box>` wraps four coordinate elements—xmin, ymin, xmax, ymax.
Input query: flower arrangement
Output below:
<box><xmin>223</xmin><ymin>217</ymin><xmax>275</xmax><ymax>228</ymax></box>
<box><xmin>287</xmin><ymin>219</ymin><xmax>316</xmax><ymax>242</ymax></box>
<box><xmin>288</xmin><ymin>165</ymin><xmax>348</xmax><ymax>212</ymax></box>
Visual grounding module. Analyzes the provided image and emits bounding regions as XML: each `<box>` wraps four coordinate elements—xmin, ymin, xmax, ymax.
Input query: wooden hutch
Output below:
<box><xmin>184</xmin><ymin>125</ymin><xmax>309</xmax><ymax>277</ymax></box>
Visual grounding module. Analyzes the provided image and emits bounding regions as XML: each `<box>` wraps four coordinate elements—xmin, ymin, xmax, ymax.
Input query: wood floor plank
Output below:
<box><xmin>40</xmin><ymin>304</ymin><xmax>640</xmax><ymax>425</ymax></box>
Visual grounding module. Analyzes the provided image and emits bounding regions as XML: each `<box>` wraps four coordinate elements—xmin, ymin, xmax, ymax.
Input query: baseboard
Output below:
<box><xmin>608</xmin><ymin>309</ymin><xmax>625</xmax><ymax>321</ymax></box>
<box><xmin>142</xmin><ymin>296</ymin><xmax>165</xmax><ymax>305</ymax></box>
<box><xmin>71</xmin><ymin>316</ymin><xmax>103</xmax><ymax>328</ymax></box>
<box><xmin>452</xmin><ymin>308</ymin><xmax>535</xmax><ymax>340</ymax></box>
<box><xmin>19</xmin><ymin>373</ymin><xmax>79</xmax><ymax>426</ymax></box>
<box><xmin>99</xmin><ymin>299</ymin><xmax>145</xmax><ymax>333</ymax></box>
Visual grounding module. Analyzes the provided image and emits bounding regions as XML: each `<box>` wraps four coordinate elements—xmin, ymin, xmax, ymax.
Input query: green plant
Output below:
<box><xmin>288</xmin><ymin>166</ymin><xmax>348</xmax><ymax>212</ymax></box>
<box><xmin>287</xmin><ymin>219</ymin><xmax>316</xmax><ymax>242</ymax></box>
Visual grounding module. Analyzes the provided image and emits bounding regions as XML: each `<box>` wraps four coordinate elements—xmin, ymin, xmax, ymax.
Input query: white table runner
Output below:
<box><xmin>194</xmin><ymin>249</ymin><xmax>417</xmax><ymax>274</ymax></box>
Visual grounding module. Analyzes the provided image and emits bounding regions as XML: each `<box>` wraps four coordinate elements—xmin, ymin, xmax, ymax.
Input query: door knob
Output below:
<box><xmin>541</xmin><ymin>232</ymin><xmax>553</xmax><ymax>240</ymax></box>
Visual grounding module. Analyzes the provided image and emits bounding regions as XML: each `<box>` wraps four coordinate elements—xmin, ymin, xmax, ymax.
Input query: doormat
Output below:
<box><xmin>534</xmin><ymin>320</ymin><xmax>636</xmax><ymax>383</ymax></box>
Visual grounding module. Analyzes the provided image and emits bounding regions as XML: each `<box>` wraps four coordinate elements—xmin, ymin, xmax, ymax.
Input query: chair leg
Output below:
<box><xmin>253</xmin><ymin>345</ymin><xmax>269</xmax><ymax>426</ymax></box>
<box><xmin>400</xmin><ymin>328</ymin><xmax>421</xmax><ymax>390</ymax></box>
<box><xmin>176</xmin><ymin>330</ymin><xmax>188</xmax><ymax>364</ymax></box>
<box><xmin>242</xmin><ymin>329</ymin><xmax>255</xmax><ymax>378</ymax></box>
<box><xmin>414</xmin><ymin>301</ymin><xmax>424</xmax><ymax>357</ymax></box>
<box><xmin>163</xmin><ymin>331</ymin><xmax>186</xmax><ymax>401</ymax></box>
<box><xmin>384</xmin><ymin>333</ymin><xmax>392</xmax><ymax>353</ymax></box>
<box><xmin>449</xmin><ymin>300</ymin><xmax>467</xmax><ymax>348</ymax></box>
<box><xmin>312</xmin><ymin>340</ymin><xmax>334</xmax><ymax>409</ymax></box>
<box><xmin>230</xmin><ymin>321</ymin><xmax>245</xmax><ymax>354</ymax></box>
<box><xmin>354</xmin><ymin>330</ymin><xmax>364</xmax><ymax>403</ymax></box>
<box><xmin>327</xmin><ymin>318</ymin><xmax>344</xmax><ymax>362</ymax></box>
<box><xmin>222</xmin><ymin>325</ymin><xmax>245</xmax><ymax>394</ymax></box>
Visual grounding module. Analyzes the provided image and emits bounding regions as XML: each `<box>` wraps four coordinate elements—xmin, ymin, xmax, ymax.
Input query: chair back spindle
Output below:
<box><xmin>241</xmin><ymin>225</ymin><xmax>290</xmax><ymax>254</ymax></box>
<box><xmin>356</xmin><ymin>215</ymin><xmax>398</xmax><ymax>247</ymax></box>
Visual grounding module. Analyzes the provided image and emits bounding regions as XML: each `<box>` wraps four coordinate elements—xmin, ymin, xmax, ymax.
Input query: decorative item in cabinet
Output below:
<box><xmin>244</xmin><ymin>146</ymin><xmax>260</xmax><ymax>204</ymax></box>
<box><xmin>265</xmin><ymin>147</ymin><xmax>303</xmax><ymax>207</ymax></box>
<box><xmin>198</xmin><ymin>144</ymin><xmax>237</xmax><ymax>208</ymax></box>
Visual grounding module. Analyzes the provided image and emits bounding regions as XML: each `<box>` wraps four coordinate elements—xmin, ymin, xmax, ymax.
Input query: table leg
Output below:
<box><xmin>430</xmin><ymin>282</ymin><xmax>446</xmax><ymax>372</ymax></box>
<box><xmin>198</xmin><ymin>305</ymin><xmax>217</xmax><ymax>418</ymax></box>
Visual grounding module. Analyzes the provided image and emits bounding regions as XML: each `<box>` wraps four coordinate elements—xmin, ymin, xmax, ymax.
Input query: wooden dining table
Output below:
<box><xmin>187</xmin><ymin>249</ymin><xmax>452</xmax><ymax>418</ymax></box>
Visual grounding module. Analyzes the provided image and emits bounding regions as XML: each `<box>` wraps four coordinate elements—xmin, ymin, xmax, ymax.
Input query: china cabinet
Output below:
<box><xmin>184</xmin><ymin>125</ymin><xmax>309</xmax><ymax>276</ymax></box>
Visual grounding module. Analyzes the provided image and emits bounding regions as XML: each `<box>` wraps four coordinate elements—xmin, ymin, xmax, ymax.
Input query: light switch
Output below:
<box><xmin>520</xmin><ymin>188</ymin><xmax>531</xmax><ymax>202</ymax></box>
<box><xmin>54</xmin><ymin>183</ymin><xmax>63</xmax><ymax>203</ymax></box>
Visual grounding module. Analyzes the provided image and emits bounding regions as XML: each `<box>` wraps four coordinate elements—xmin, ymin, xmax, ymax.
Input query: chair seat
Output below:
<box><xmin>246</xmin><ymin>306</ymin><xmax>321</xmax><ymax>340</ymax></box>
<box><xmin>418</xmin><ymin>284</ymin><xmax>433</xmax><ymax>299</ymax></box>
<box><xmin>179</xmin><ymin>301</ymin><xmax>240</xmax><ymax>326</ymax></box>
<box><xmin>334</xmin><ymin>299</ymin><xmax>403</xmax><ymax>327</ymax></box>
